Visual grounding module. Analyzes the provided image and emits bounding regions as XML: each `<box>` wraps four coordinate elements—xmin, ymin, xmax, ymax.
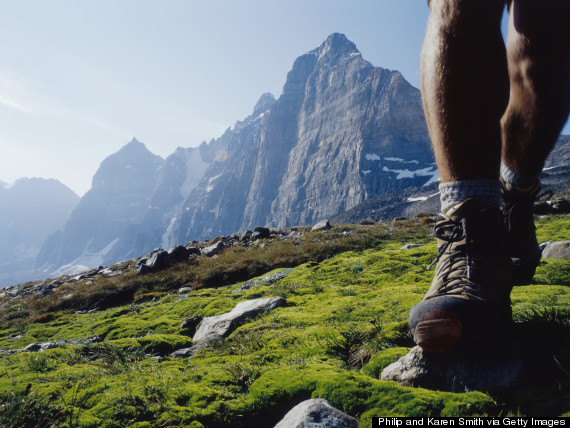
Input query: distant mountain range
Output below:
<box><xmin>34</xmin><ymin>33</ymin><xmax>435</xmax><ymax>277</ymax></box>
<box><xmin>2</xmin><ymin>33</ymin><xmax>569</xmax><ymax>286</ymax></box>
<box><xmin>0</xmin><ymin>178</ymin><xmax>79</xmax><ymax>287</ymax></box>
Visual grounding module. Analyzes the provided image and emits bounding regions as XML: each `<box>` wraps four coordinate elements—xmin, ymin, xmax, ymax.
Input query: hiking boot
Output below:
<box><xmin>408</xmin><ymin>199</ymin><xmax>513</xmax><ymax>353</ymax></box>
<box><xmin>501</xmin><ymin>180</ymin><xmax>542</xmax><ymax>285</ymax></box>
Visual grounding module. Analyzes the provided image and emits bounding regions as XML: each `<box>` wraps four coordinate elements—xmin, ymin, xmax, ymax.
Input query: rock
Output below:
<box><xmin>400</xmin><ymin>243</ymin><xmax>424</xmax><ymax>250</ymax></box>
<box><xmin>178</xmin><ymin>287</ymin><xmax>193</xmax><ymax>294</ymax></box>
<box><xmin>311</xmin><ymin>219</ymin><xmax>331</xmax><ymax>232</ymax></box>
<box><xmin>233</xmin><ymin>269</ymin><xmax>295</xmax><ymax>293</ymax></box>
<box><xmin>21</xmin><ymin>343</ymin><xmax>42</xmax><ymax>353</ymax></box>
<box><xmin>541</xmin><ymin>240</ymin><xmax>570</xmax><ymax>259</ymax></box>
<box><xmin>251</xmin><ymin>226</ymin><xmax>270</xmax><ymax>241</ymax></box>
<box><xmin>135</xmin><ymin>250</ymin><xmax>168</xmax><ymax>275</ymax></box>
<box><xmin>193</xmin><ymin>297</ymin><xmax>286</xmax><ymax>343</ymax></box>
<box><xmin>170</xmin><ymin>342</ymin><xmax>207</xmax><ymax>358</ymax></box>
<box><xmin>171</xmin><ymin>297</ymin><xmax>285</xmax><ymax>358</ymax></box>
<box><xmin>201</xmin><ymin>241</ymin><xmax>225</xmax><ymax>257</ymax></box>
<box><xmin>21</xmin><ymin>342</ymin><xmax>62</xmax><ymax>353</ymax></box>
<box><xmin>185</xmin><ymin>245</ymin><xmax>201</xmax><ymax>256</ymax></box>
<box><xmin>179</xmin><ymin>316</ymin><xmax>203</xmax><ymax>337</ymax></box>
<box><xmin>381</xmin><ymin>345</ymin><xmax>525</xmax><ymax>392</ymax></box>
<box><xmin>274</xmin><ymin>398</ymin><xmax>358</xmax><ymax>428</ymax></box>
<box><xmin>239</xmin><ymin>230</ymin><xmax>253</xmax><ymax>242</ymax></box>
<box><xmin>166</xmin><ymin>245</ymin><xmax>191</xmax><ymax>264</ymax></box>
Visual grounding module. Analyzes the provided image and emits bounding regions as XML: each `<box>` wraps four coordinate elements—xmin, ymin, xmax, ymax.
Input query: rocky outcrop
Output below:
<box><xmin>274</xmin><ymin>399</ymin><xmax>358</xmax><ymax>428</ymax></box>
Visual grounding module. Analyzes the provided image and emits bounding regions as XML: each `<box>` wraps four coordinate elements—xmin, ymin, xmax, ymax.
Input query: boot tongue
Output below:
<box><xmin>445</xmin><ymin>199</ymin><xmax>484</xmax><ymax>221</ymax></box>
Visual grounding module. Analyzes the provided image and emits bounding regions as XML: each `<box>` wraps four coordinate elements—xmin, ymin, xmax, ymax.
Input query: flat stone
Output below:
<box><xmin>274</xmin><ymin>398</ymin><xmax>358</xmax><ymax>428</ymax></box>
<box><xmin>311</xmin><ymin>219</ymin><xmax>331</xmax><ymax>231</ymax></box>
<box><xmin>192</xmin><ymin>297</ymin><xmax>286</xmax><ymax>344</ymax></box>
<box><xmin>400</xmin><ymin>243</ymin><xmax>424</xmax><ymax>250</ymax></box>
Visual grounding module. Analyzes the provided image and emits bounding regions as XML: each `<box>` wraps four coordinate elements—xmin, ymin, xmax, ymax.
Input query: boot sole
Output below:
<box><xmin>414</xmin><ymin>318</ymin><xmax>462</xmax><ymax>354</ymax></box>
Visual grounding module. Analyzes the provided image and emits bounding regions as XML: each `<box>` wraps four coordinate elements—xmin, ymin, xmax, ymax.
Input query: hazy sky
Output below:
<box><xmin>1</xmin><ymin>1</ymin><xmax>567</xmax><ymax>196</ymax></box>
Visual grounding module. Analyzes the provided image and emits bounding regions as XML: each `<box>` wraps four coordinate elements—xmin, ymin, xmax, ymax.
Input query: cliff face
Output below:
<box><xmin>171</xmin><ymin>33</ymin><xmax>432</xmax><ymax>242</ymax></box>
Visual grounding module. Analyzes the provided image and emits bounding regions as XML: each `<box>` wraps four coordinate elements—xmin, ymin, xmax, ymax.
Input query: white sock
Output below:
<box><xmin>439</xmin><ymin>179</ymin><xmax>502</xmax><ymax>214</ymax></box>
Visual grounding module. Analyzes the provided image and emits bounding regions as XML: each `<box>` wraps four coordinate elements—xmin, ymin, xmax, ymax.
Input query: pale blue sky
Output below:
<box><xmin>0</xmin><ymin>1</ymin><xmax>567</xmax><ymax>196</ymax></box>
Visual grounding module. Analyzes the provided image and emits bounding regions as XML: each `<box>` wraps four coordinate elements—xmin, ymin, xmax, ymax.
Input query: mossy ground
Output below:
<box><xmin>0</xmin><ymin>216</ymin><xmax>569</xmax><ymax>426</ymax></box>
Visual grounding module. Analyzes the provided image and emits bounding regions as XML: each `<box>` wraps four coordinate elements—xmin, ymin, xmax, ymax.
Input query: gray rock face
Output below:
<box><xmin>381</xmin><ymin>345</ymin><xmax>525</xmax><ymax>392</ymax></box>
<box><xmin>171</xmin><ymin>33</ymin><xmax>432</xmax><ymax>242</ymax></box>
<box><xmin>274</xmin><ymin>398</ymin><xmax>358</xmax><ymax>428</ymax></box>
<box><xmin>541</xmin><ymin>240</ymin><xmax>570</xmax><ymax>259</ymax></box>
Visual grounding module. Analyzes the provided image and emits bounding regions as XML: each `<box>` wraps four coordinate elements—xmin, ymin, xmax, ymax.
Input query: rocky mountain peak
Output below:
<box><xmin>312</xmin><ymin>33</ymin><xmax>359</xmax><ymax>61</ymax></box>
<box><xmin>252</xmin><ymin>93</ymin><xmax>276</xmax><ymax>117</ymax></box>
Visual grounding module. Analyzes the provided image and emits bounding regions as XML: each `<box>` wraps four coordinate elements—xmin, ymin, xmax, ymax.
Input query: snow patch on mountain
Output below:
<box><xmin>365</xmin><ymin>153</ymin><xmax>381</xmax><ymax>161</ymax></box>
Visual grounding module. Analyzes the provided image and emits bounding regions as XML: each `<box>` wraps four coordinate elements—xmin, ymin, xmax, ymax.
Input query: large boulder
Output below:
<box><xmin>274</xmin><ymin>398</ymin><xmax>358</xmax><ymax>428</ymax></box>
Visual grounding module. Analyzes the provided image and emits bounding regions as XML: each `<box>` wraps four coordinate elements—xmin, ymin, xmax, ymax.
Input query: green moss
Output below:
<box><xmin>362</xmin><ymin>347</ymin><xmax>410</xmax><ymax>379</ymax></box>
<box><xmin>0</xmin><ymin>215</ymin><xmax>567</xmax><ymax>425</ymax></box>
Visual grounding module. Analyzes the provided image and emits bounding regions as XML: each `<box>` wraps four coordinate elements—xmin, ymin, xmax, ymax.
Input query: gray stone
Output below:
<box><xmin>178</xmin><ymin>287</ymin><xmax>193</xmax><ymax>294</ymax></box>
<box><xmin>381</xmin><ymin>345</ymin><xmax>524</xmax><ymax>392</ymax></box>
<box><xmin>171</xmin><ymin>297</ymin><xmax>285</xmax><ymax>358</ymax></box>
<box><xmin>201</xmin><ymin>241</ymin><xmax>225</xmax><ymax>257</ymax></box>
<box><xmin>135</xmin><ymin>250</ymin><xmax>168</xmax><ymax>275</ymax></box>
<box><xmin>400</xmin><ymin>243</ymin><xmax>424</xmax><ymax>250</ymax></box>
<box><xmin>252</xmin><ymin>226</ymin><xmax>270</xmax><ymax>241</ymax></box>
<box><xmin>193</xmin><ymin>297</ymin><xmax>286</xmax><ymax>344</ymax></box>
<box><xmin>233</xmin><ymin>269</ymin><xmax>295</xmax><ymax>293</ymax></box>
<box><xmin>166</xmin><ymin>245</ymin><xmax>191</xmax><ymax>264</ymax></box>
<box><xmin>21</xmin><ymin>342</ymin><xmax>61</xmax><ymax>353</ymax></box>
<box><xmin>311</xmin><ymin>219</ymin><xmax>331</xmax><ymax>232</ymax></box>
<box><xmin>274</xmin><ymin>398</ymin><xmax>358</xmax><ymax>428</ymax></box>
<box><xmin>541</xmin><ymin>240</ymin><xmax>570</xmax><ymax>259</ymax></box>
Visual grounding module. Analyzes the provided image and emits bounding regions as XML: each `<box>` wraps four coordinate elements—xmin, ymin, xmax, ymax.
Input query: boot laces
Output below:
<box><xmin>428</xmin><ymin>218</ymin><xmax>483</xmax><ymax>295</ymax></box>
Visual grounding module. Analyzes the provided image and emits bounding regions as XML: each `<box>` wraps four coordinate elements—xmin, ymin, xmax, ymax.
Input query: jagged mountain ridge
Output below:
<box><xmin>36</xmin><ymin>33</ymin><xmax>434</xmax><ymax>276</ymax></box>
<box><xmin>171</xmin><ymin>33</ymin><xmax>433</xmax><ymax>243</ymax></box>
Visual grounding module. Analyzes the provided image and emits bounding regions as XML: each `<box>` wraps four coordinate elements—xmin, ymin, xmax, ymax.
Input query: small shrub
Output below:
<box><xmin>223</xmin><ymin>362</ymin><xmax>261</xmax><ymax>392</ymax></box>
<box><xmin>26</xmin><ymin>353</ymin><xmax>57</xmax><ymax>373</ymax></box>
<box><xmin>319</xmin><ymin>328</ymin><xmax>378</xmax><ymax>369</ymax></box>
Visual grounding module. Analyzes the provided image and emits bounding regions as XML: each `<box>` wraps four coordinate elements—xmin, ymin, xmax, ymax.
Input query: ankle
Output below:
<box><xmin>500</xmin><ymin>161</ymin><xmax>540</xmax><ymax>193</ymax></box>
<box><xmin>439</xmin><ymin>179</ymin><xmax>502</xmax><ymax>214</ymax></box>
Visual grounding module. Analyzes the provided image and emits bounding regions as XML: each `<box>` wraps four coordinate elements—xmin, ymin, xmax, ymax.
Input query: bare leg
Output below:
<box><xmin>421</xmin><ymin>0</ymin><xmax>509</xmax><ymax>182</ymax></box>
<box><xmin>501</xmin><ymin>0</ymin><xmax>570</xmax><ymax>176</ymax></box>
